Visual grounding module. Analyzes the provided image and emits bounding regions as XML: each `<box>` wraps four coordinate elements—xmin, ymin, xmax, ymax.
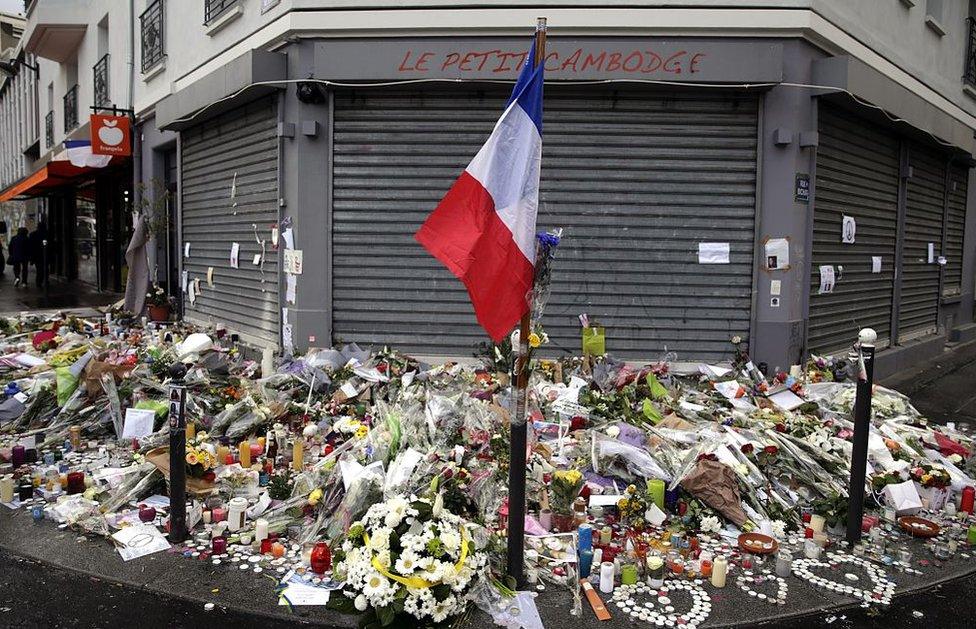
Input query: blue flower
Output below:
<box><xmin>536</xmin><ymin>232</ymin><xmax>560</xmax><ymax>248</ymax></box>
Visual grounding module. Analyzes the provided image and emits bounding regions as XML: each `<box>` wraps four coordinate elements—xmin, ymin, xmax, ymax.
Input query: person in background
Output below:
<box><xmin>28</xmin><ymin>221</ymin><xmax>48</xmax><ymax>288</ymax></box>
<box><xmin>8</xmin><ymin>227</ymin><xmax>29</xmax><ymax>287</ymax></box>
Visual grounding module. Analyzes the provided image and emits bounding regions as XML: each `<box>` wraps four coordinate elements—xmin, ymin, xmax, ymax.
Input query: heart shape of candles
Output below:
<box><xmin>610</xmin><ymin>580</ymin><xmax>712</xmax><ymax>627</ymax></box>
<box><xmin>792</xmin><ymin>552</ymin><xmax>895</xmax><ymax>606</ymax></box>
<box><xmin>735</xmin><ymin>570</ymin><xmax>788</xmax><ymax>605</ymax></box>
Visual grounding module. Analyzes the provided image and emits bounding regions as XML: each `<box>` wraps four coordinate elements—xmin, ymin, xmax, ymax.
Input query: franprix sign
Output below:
<box><xmin>90</xmin><ymin>114</ymin><xmax>132</xmax><ymax>157</ymax></box>
<box><xmin>313</xmin><ymin>38</ymin><xmax>784</xmax><ymax>83</ymax></box>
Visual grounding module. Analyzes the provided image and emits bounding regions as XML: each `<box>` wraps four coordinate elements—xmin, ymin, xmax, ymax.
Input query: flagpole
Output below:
<box><xmin>506</xmin><ymin>16</ymin><xmax>546</xmax><ymax>590</ymax></box>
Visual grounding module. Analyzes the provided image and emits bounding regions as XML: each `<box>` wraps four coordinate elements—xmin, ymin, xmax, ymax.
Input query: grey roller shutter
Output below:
<box><xmin>180</xmin><ymin>97</ymin><xmax>280</xmax><ymax>347</ymax></box>
<box><xmin>332</xmin><ymin>87</ymin><xmax>758</xmax><ymax>361</ymax></box>
<box><xmin>899</xmin><ymin>143</ymin><xmax>945</xmax><ymax>340</ymax></box>
<box><xmin>943</xmin><ymin>163</ymin><xmax>968</xmax><ymax>298</ymax></box>
<box><xmin>809</xmin><ymin>106</ymin><xmax>899</xmax><ymax>355</ymax></box>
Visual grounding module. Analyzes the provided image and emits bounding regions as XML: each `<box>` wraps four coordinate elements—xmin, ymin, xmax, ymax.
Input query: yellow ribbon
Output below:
<box><xmin>362</xmin><ymin>526</ymin><xmax>469</xmax><ymax>589</ymax></box>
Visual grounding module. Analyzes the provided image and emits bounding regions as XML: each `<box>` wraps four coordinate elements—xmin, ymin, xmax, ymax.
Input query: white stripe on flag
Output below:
<box><xmin>465</xmin><ymin>101</ymin><xmax>542</xmax><ymax>263</ymax></box>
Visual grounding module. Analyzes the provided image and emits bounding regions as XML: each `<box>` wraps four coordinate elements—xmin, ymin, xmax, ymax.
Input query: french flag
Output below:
<box><xmin>415</xmin><ymin>42</ymin><xmax>544</xmax><ymax>342</ymax></box>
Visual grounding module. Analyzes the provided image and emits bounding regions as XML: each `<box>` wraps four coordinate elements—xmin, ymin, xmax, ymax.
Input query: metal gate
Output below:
<box><xmin>899</xmin><ymin>143</ymin><xmax>945</xmax><ymax>340</ymax></box>
<box><xmin>943</xmin><ymin>163</ymin><xmax>968</xmax><ymax>298</ymax></box>
<box><xmin>331</xmin><ymin>87</ymin><xmax>758</xmax><ymax>361</ymax></box>
<box><xmin>809</xmin><ymin>106</ymin><xmax>899</xmax><ymax>354</ymax></box>
<box><xmin>180</xmin><ymin>97</ymin><xmax>280</xmax><ymax>347</ymax></box>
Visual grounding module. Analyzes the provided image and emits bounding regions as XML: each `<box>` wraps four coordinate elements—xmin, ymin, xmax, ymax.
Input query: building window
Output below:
<box><xmin>45</xmin><ymin>111</ymin><xmax>53</xmax><ymax>148</ymax></box>
<box><xmin>63</xmin><ymin>84</ymin><xmax>78</xmax><ymax>131</ymax></box>
<box><xmin>141</xmin><ymin>0</ymin><xmax>165</xmax><ymax>72</ymax></box>
<box><xmin>93</xmin><ymin>54</ymin><xmax>110</xmax><ymax>107</ymax></box>
<box><xmin>205</xmin><ymin>0</ymin><xmax>238</xmax><ymax>25</ymax></box>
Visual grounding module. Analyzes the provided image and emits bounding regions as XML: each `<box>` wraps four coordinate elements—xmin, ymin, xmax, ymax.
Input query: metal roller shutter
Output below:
<box><xmin>332</xmin><ymin>87</ymin><xmax>758</xmax><ymax>361</ymax></box>
<box><xmin>809</xmin><ymin>106</ymin><xmax>899</xmax><ymax>354</ymax></box>
<box><xmin>899</xmin><ymin>144</ymin><xmax>945</xmax><ymax>340</ymax></box>
<box><xmin>943</xmin><ymin>163</ymin><xmax>968</xmax><ymax>298</ymax></box>
<box><xmin>180</xmin><ymin>97</ymin><xmax>280</xmax><ymax>347</ymax></box>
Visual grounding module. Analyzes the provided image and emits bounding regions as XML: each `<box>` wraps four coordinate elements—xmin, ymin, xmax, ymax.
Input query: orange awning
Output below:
<box><xmin>0</xmin><ymin>159</ymin><xmax>123</xmax><ymax>202</ymax></box>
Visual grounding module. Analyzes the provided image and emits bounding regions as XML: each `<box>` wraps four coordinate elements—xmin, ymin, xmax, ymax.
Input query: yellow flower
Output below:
<box><xmin>618</xmin><ymin>498</ymin><xmax>629</xmax><ymax>509</ymax></box>
<box><xmin>921</xmin><ymin>474</ymin><xmax>932</xmax><ymax>484</ymax></box>
<box><xmin>308</xmin><ymin>488</ymin><xmax>323</xmax><ymax>505</ymax></box>
<box><xmin>528</xmin><ymin>333</ymin><xmax>541</xmax><ymax>348</ymax></box>
<box><xmin>554</xmin><ymin>469</ymin><xmax>583</xmax><ymax>485</ymax></box>
<box><xmin>355</xmin><ymin>425</ymin><xmax>369</xmax><ymax>439</ymax></box>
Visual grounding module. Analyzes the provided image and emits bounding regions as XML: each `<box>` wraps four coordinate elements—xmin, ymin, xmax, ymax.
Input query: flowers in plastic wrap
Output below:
<box><xmin>910</xmin><ymin>463</ymin><xmax>952</xmax><ymax>489</ymax></box>
<box><xmin>334</xmin><ymin>494</ymin><xmax>489</xmax><ymax>627</ymax></box>
<box><xmin>616</xmin><ymin>484</ymin><xmax>649</xmax><ymax>528</ymax></box>
<box><xmin>550</xmin><ymin>469</ymin><xmax>583</xmax><ymax>516</ymax></box>
<box><xmin>185</xmin><ymin>434</ymin><xmax>217</xmax><ymax>480</ymax></box>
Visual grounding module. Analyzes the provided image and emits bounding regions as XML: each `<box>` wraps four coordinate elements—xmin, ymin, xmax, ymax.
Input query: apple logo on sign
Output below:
<box><xmin>98</xmin><ymin>119</ymin><xmax>124</xmax><ymax>147</ymax></box>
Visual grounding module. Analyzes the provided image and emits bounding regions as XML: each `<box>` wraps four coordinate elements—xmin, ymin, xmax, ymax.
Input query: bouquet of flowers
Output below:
<box><xmin>616</xmin><ymin>483</ymin><xmax>649</xmax><ymax>528</ymax></box>
<box><xmin>335</xmin><ymin>493</ymin><xmax>489</xmax><ymax>627</ymax></box>
<box><xmin>185</xmin><ymin>436</ymin><xmax>217</xmax><ymax>480</ymax></box>
<box><xmin>910</xmin><ymin>463</ymin><xmax>952</xmax><ymax>489</ymax></box>
<box><xmin>550</xmin><ymin>469</ymin><xmax>583</xmax><ymax>516</ymax></box>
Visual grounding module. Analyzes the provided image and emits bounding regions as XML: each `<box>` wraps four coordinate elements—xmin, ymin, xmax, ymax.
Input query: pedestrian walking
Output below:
<box><xmin>8</xmin><ymin>227</ymin><xmax>30</xmax><ymax>287</ymax></box>
<box><xmin>28</xmin><ymin>221</ymin><xmax>48</xmax><ymax>288</ymax></box>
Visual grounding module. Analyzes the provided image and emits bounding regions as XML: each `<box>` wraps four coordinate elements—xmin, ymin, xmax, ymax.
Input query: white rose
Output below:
<box><xmin>354</xmin><ymin>594</ymin><xmax>368</xmax><ymax>611</ymax></box>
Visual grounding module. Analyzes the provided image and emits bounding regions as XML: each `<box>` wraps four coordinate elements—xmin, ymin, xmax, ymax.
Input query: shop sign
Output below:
<box><xmin>90</xmin><ymin>114</ymin><xmax>132</xmax><ymax>157</ymax></box>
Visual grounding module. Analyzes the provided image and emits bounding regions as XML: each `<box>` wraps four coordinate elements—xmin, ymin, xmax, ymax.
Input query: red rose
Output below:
<box><xmin>774</xmin><ymin>423</ymin><xmax>787</xmax><ymax>433</ymax></box>
<box><xmin>741</xmin><ymin>443</ymin><xmax>755</xmax><ymax>455</ymax></box>
<box><xmin>570</xmin><ymin>416</ymin><xmax>587</xmax><ymax>432</ymax></box>
<box><xmin>377</xmin><ymin>363</ymin><xmax>388</xmax><ymax>373</ymax></box>
<box><xmin>775</xmin><ymin>371</ymin><xmax>788</xmax><ymax>383</ymax></box>
<box><xmin>763</xmin><ymin>445</ymin><xmax>779</xmax><ymax>455</ymax></box>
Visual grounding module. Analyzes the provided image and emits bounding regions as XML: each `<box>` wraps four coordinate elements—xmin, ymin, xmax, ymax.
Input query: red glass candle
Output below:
<box><xmin>66</xmin><ymin>471</ymin><xmax>85</xmax><ymax>495</ymax></box>
<box><xmin>212</xmin><ymin>507</ymin><xmax>227</xmax><ymax>522</ymax></box>
<box><xmin>311</xmin><ymin>542</ymin><xmax>332</xmax><ymax>574</ymax></box>
<box><xmin>261</xmin><ymin>538</ymin><xmax>274</xmax><ymax>555</ymax></box>
<box><xmin>212</xmin><ymin>536</ymin><xmax>227</xmax><ymax>554</ymax></box>
<box><xmin>804</xmin><ymin>527</ymin><xmax>814</xmax><ymax>538</ymax></box>
<box><xmin>741</xmin><ymin>556</ymin><xmax>753</xmax><ymax>570</ymax></box>
<box><xmin>962</xmin><ymin>486</ymin><xmax>975</xmax><ymax>514</ymax></box>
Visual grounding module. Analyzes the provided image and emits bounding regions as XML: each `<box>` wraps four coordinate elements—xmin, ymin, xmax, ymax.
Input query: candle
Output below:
<box><xmin>592</xmin><ymin>547</ymin><xmax>603</xmax><ymax>568</ymax></box>
<box><xmin>261</xmin><ymin>538</ymin><xmax>274</xmax><ymax>555</ymax></box>
<box><xmin>293</xmin><ymin>439</ymin><xmax>304</xmax><ymax>471</ymax></box>
<box><xmin>700</xmin><ymin>558</ymin><xmax>713</xmax><ymax>578</ymax></box>
<box><xmin>883</xmin><ymin>506</ymin><xmax>896</xmax><ymax>522</ymax></box>
<box><xmin>599</xmin><ymin>561</ymin><xmax>615</xmax><ymax>594</ymax></box>
<box><xmin>68</xmin><ymin>426</ymin><xmax>82</xmax><ymax>449</ymax></box>
<box><xmin>578</xmin><ymin>524</ymin><xmax>593</xmax><ymax>551</ymax></box>
<box><xmin>809</xmin><ymin>514</ymin><xmax>825</xmax><ymax>533</ymax></box>
<box><xmin>600</xmin><ymin>526</ymin><xmax>611</xmax><ymax>545</ymax></box>
<box><xmin>261</xmin><ymin>346</ymin><xmax>275</xmax><ymax>377</ymax></box>
<box><xmin>617</xmin><ymin>562</ymin><xmax>635</xmax><ymax>585</ymax></box>
<box><xmin>226</xmin><ymin>497</ymin><xmax>248</xmax><ymax>532</ymax></box>
<box><xmin>255</xmin><ymin>518</ymin><xmax>269</xmax><ymax>543</ymax></box>
<box><xmin>961</xmin><ymin>486</ymin><xmax>975</xmax><ymax>514</ymax></box>
<box><xmin>579</xmin><ymin>548</ymin><xmax>594</xmax><ymax>578</ymax></box>
<box><xmin>945</xmin><ymin>500</ymin><xmax>957</xmax><ymax>517</ymax></box>
<box><xmin>648</xmin><ymin>479</ymin><xmax>665</xmax><ymax>510</ymax></box>
<box><xmin>539</xmin><ymin>509</ymin><xmax>552</xmax><ymax>531</ymax></box>
<box><xmin>0</xmin><ymin>475</ymin><xmax>13</xmax><ymax>503</ymax></box>
<box><xmin>311</xmin><ymin>542</ymin><xmax>332</xmax><ymax>574</ymax></box>
<box><xmin>11</xmin><ymin>445</ymin><xmax>25</xmax><ymax>467</ymax></box>
<box><xmin>775</xmin><ymin>550</ymin><xmax>792</xmax><ymax>578</ymax></box>
<box><xmin>272</xmin><ymin>542</ymin><xmax>286</xmax><ymax>558</ymax></box>
<box><xmin>18</xmin><ymin>479</ymin><xmax>33</xmax><ymax>501</ymax></box>
<box><xmin>240</xmin><ymin>533</ymin><xmax>252</xmax><ymax>545</ymax></box>
<box><xmin>212</xmin><ymin>536</ymin><xmax>227</xmax><ymax>554</ymax></box>
<box><xmin>185</xmin><ymin>422</ymin><xmax>196</xmax><ymax>441</ymax></box>
<box><xmin>711</xmin><ymin>556</ymin><xmax>727</xmax><ymax>588</ymax></box>
<box><xmin>66</xmin><ymin>471</ymin><xmax>85</xmax><ymax>495</ymax></box>
<box><xmin>216</xmin><ymin>445</ymin><xmax>229</xmax><ymax>464</ymax></box>
<box><xmin>239</xmin><ymin>442</ymin><xmax>251</xmax><ymax>469</ymax></box>
<box><xmin>968</xmin><ymin>525</ymin><xmax>976</xmax><ymax>546</ymax></box>
<box><xmin>212</xmin><ymin>507</ymin><xmax>227</xmax><ymax>523</ymax></box>
<box><xmin>647</xmin><ymin>555</ymin><xmax>665</xmax><ymax>587</ymax></box>
<box><xmin>804</xmin><ymin>539</ymin><xmax>821</xmax><ymax>559</ymax></box>
<box><xmin>249</xmin><ymin>442</ymin><xmax>263</xmax><ymax>459</ymax></box>
<box><xmin>202</xmin><ymin>510</ymin><xmax>212</xmax><ymax>525</ymax></box>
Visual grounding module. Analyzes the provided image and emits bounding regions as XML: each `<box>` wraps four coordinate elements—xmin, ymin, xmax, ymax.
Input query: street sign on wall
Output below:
<box><xmin>90</xmin><ymin>114</ymin><xmax>132</xmax><ymax>156</ymax></box>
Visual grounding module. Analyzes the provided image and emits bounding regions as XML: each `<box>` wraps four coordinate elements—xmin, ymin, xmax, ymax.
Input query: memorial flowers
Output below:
<box><xmin>334</xmin><ymin>493</ymin><xmax>489</xmax><ymax>627</ymax></box>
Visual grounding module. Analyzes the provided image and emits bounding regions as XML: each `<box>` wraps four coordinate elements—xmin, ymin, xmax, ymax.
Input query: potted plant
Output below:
<box><xmin>146</xmin><ymin>284</ymin><xmax>173</xmax><ymax>322</ymax></box>
<box><xmin>812</xmin><ymin>492</ymin><xmax>849</xmax><ymax>534</ymax></box>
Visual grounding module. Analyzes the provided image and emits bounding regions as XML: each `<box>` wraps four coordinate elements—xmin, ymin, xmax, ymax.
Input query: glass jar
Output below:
<box><xmin>311</xmin><ymin>542</ymin><xmax>332</xmax><ymax>574</ymax></box>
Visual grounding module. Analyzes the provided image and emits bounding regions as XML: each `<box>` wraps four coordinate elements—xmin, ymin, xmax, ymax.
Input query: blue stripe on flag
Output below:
<box><xmin>506</xmin><ymin>41</ymin><xmax>544</xmax><ymax>134</ymax></box>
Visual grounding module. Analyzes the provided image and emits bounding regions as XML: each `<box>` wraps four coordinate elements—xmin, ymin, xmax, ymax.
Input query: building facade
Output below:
<box><xmin>3</xmin><ymin>1</ymin><xmax>976</xmax><ymax>379</ymax></box>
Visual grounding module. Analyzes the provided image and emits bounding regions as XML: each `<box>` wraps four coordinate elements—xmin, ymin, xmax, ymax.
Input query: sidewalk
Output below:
<box><xmin>882</xmin><ymin>339</ymin><xmax>976</xmax><ymax>427</ymax></box>
<box><xmin>0</xmin><ymin>276</ymin><xmax>120</xmax><ymax>314</ymax></box>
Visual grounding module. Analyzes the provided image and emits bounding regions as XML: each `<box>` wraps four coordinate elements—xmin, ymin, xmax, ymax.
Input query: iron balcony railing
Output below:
<box><xmin>63</xmin><ymin>84</ymin><xmax>78</xmax><ymax>132</ymax></box>
<box><xmin>966</xmin><ymin>18</ymin><xmax>976</xmax><ymax>87</ymax></box>
<box><xmin>205</xmin><ymin>0</ymin><xmax>237</xmax><ymax>24</ymax></box>
<box><xmin>94</xmin><ymin>54</ymin><xmax>110</xmax><ymax>107</ymax></box>
<box><xmin>45</xmin><ymin>111</ymin><xmax>53</xmax><ymax>148</ymax></box>
<box><xmin>141</xmin><ymin>0</ymin><xmax>165</xmax><ymax>72</ymax></box>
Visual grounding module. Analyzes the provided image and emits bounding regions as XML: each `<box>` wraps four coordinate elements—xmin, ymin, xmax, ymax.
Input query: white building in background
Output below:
<box><xmin>1</xmin><ymin>1</ymin><xmax>975</xmax><ymax>378</ymax></box>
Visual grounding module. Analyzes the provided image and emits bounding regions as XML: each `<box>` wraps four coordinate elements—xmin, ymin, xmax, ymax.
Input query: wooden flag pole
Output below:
<box><xmin>506</xmin><ymin>16</ymin><xmax>547</xmax><ymax>589</ymax></box>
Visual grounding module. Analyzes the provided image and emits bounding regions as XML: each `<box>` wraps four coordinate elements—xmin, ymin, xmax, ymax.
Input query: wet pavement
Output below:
<box><xmin>0</xmin><ymin>277</ymin><xmax>120</xmax><ymax>315</ymax></box>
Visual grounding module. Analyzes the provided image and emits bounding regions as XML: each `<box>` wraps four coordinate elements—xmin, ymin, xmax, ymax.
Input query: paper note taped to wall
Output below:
<box><xmin>184</xmin><ymin>243</ymin><xmax>190</xmax><ymax>258</ymax></box>
<box><xmin>181</xmin><ymin>271</ymin><xmax>188</xmax><ymax>294</ymax></box>
<box><xmin>818</xmin><ymin>265</ymin><xmax>835</xmax><ymax>294</ymax></box>
<box><xmin>764</xmin><ymin>238</ymin><xmax>789</xmax><ymax>270</ymax></box>
<box><xmin>842</xmin><ymin>215</ymin><xmax>856</xmax><ymax>244</ymax></box>
<box><xmin>872</xmin><ymin>256</ymin><xmax>882</xmax><ymax>274</ymax></box>
<box><xmin>230</xmin><ymin>243</ymin><xmax>240</xmax><ymax>269</ymax></box>
<box><xmin>207</xmin><ymin>267</ymin><xmax>214</xmax><ymax>287</ymax></box>
<box><xmin>928</xmin><ymin>243</ymin><xmax>935</xmax><ymax>263</ymax></box>
<box><xmin>698</xmin><ymin>242</ymin><xmax>730</xmax><ymax>264</ymax></box>
<box><xmin>286</xmin><ymin>275</ymin><xmax>297</xmax><ymax>304</ymax></box>
<box><xmin>284</xmin><ymin>249</ymin><xmax>303</xmax><ymax>275</ymax></box>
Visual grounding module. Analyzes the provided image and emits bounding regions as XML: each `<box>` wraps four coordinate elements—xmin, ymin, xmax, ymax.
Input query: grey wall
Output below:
<box><xmin>136</xmin><ymin>113</ymin><xmax>176</xmax><ymax>284</ymax></box>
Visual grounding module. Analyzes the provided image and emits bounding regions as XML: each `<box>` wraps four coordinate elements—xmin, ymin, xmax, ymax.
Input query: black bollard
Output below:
<box><xmin>167</xmin><ymin>363</ymin><xmax>188</xmax><ymax>543</ymax></box>
<box><xmin>846</xmin><ymin>328</ymin><xmax>877</xmax><ymax>545</ymax></box>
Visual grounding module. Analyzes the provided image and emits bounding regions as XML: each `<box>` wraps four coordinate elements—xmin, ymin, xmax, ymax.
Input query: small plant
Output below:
<box><xmin>812</xmin><ymin>492</ymin><xmax>849</xmax><ymax>529</ymax></box>
<box><xmin>146</xmin><ymin>284</ymin><xmax>172</xmax><ymax>308</ymax></box>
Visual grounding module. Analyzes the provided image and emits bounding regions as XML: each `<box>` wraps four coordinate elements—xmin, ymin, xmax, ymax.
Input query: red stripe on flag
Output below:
<box><xmin>415</xmin><ymin>171</ymin><xmax>534</xmax><ymax>342</ymax></box>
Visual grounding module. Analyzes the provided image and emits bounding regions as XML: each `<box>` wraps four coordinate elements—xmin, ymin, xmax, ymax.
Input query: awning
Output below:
<box><xmin>0</xmin><ymin>158</ymin><xmax>122</xmax><ymax>202</ymax></box>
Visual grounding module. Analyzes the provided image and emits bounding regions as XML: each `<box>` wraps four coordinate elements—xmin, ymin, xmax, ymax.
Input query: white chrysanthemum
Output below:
<box><xmin>362</xmin><ymin>573</ymin><xmax>391</xmax><ymax>599</ymax></box>
<box><xmin>354</xmin><ymin>594</ymin><xmax>368</xmax><ymax>611</ymax></box>
<box><xmin>439</xmin><ymin>528</ymin><xmax>461</xmax><ymax>553</ymax></box>
<box><xmin>431</xmin><ymin>598</ymin><xmax>454</xmax><ymax>623</ymax></box>
<box><xmin>700</xmin><ymin>515</ymin><xmax>721</xmax><ymax>534</ymax></box>
<box><xmin>384</xmin><ymin>496</ymin><xmax>410</xmax><ymax>528</ymax></box>
<box><xmin>771</xmin><ymin>519</ymin><xmax>786</xmax><ymax>539</ymax></box>
<box><xmin>395</xmin><ymin>550</ymin><xmax>421</xmax><ymax>574</ymax></box>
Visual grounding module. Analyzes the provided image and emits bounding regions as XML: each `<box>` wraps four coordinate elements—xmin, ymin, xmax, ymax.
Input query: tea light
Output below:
<box><xmin>212</xmin><ymin>536</ymin><xmax>227</xmax><ymax>554</ymax></box>
<box><xmin>804</xmin><ymin>539</ymin><xmax>821</xmax><ymax>559</ymax></box>
<box><xmin>945</xmin><ymin>501</ymin><xmax>957</xmax><ymax>517</ymax></box>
